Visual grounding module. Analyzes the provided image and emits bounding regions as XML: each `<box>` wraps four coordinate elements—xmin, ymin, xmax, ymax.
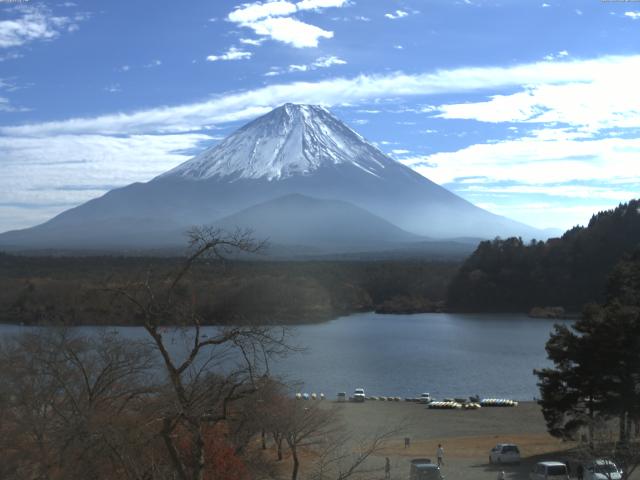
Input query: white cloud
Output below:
<box><xmin>0</xmin><ymin>52</ymin><xmax>23</xmax><ymax>62</ymax></box>
<box><xmin>624</xmin><ymin>11</ymin><xmax>640</xmax><ymax>20</ymax></box>
<box><xmin>433</xmin><ymin>64</ymin><xmax>640</xmax><ymax>134</ymax></box>
<box><xmin>312</xmin><ymin>55</ymin><xmax>346</xmax><ymax>68</ymax></box>
<box><xmin>0</xmin><ymin>5</ymin><xmax>85</xmax><ymax>49</ymax></box>
<box><xmin>0</xmin><ymin>133</ymin><xmax>212</xmax><ymax>231</ymax></box>
<box><xmin>206</xmin><ymin>46</ymin><xmax>253</xmax><ymax>62</ymax></box>
<box><xmin>0</xmin><ymin>96</ymin><xmax>29</xmax><ymax>113</ymax></box>
<box><xmin>144</xmin><ymin>59</ymin><xmax>162</xmax><ymax>68</ymax></box>
<box><xmin>401</xmin><ymin>134</ymin><xmax>640</xmax><ymax>188</ymax></box>
<box><xmin>239</xmin><ymin>37</ymin><xmax>265</xmax><ymax>46</ymax></box>
<box><xmin>104</xmin><ymin>84</ymin><xmax>121</xmax><ymax>93</ymax></box>
<box><xmin>384</xmin><ymin>10</ymin><xmax>409</xmax><ymax>20</ymax></box>
<box><xmin>543</xmin><ymin>50</ymin><xmax>568</xmax><ymax>61</ymax></box>
<box><xmin>266</xmin><ymin>55</ymin><xmax>346</xmax><ymax>75</ymax></box>
<box><xmin>296</xmin><ymin>0</ymin><xmax>349</xmax><ymax>11</ymax></box>
<box><xmin>4</xmin><ymin>54</ymin><xmax>640</xmax><ymax>137</ymax></box>
<box><xmin>228</xmin><ymin>1</ymin><xmax>298</xmax><ymax>23</ymax></box>
<box><xmin>240</xmin><ymin>15</ymin><xmax>333</xmax><ymax>48</ymax></box>
<box><xmin>227</xmin><ymin>0</ymin><xmax>348</xmax><ymax>48</ymax></box>
<box><xmin>541</xmin><ymin>2</ymin><xmax>550</xmax><ymax>6</ymax></box>
<box><xmin>391</xmin><ymin>149</ymin><xmax>410</xmax><ymax>155</ymax></box>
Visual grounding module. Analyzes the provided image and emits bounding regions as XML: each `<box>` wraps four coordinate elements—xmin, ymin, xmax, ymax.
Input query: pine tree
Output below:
<box><xmin>534</xmin><ymin>250</ymin><xmax>640</xmax><ymax>442</ymax></box>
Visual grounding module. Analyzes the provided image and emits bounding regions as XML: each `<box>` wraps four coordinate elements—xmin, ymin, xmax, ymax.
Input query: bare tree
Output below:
<box><xmin>108</xmin><ymin>227</ymin><xmax>294</xmax><ymax>480</ymax></box>
<box><xmin>281</xmin><ymin>400</ymin><xmax>342</xmax><ymax>480</ymax></box>
<box><xmin>272</xmin><ymin>397</ymin><xmax>401</xmax><ymax>480</ymax></box>
<box><xmin>308</xmin><ymin>427</ymin><xmax>400</xmax><ymax>480</ymax></box>
<box><xmin>0</xmin><ymin>329</ymin><xmax>157</xmax><ymax>480</ymax></box>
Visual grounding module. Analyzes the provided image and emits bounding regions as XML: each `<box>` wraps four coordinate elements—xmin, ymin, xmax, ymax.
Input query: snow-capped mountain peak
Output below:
<box><xmin>160</xmin><ymin>103</ymin><xmax>395</xmax><ymax>181</ymax></box>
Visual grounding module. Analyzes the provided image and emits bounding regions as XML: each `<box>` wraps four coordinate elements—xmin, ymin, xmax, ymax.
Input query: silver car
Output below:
<box><xmin>490</xmin><ymin>443</ymin><xmax>521</xmax><ymax>464</ymax></box>
<box><xmin>583</xmin><ymin>460</ymin><xmax>622</xmax><ymax>480</ymax></box>
<box><xmin>530</xmin><ymin>461</ymin><xmax>569</xmax><ymax>480</ymax></box>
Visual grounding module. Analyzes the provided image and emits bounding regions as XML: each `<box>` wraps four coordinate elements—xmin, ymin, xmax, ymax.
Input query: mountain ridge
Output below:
<box><xmin>0</xmin><ymin>103</ymin><xmax>545</xmax><ymax>252</ymax></box>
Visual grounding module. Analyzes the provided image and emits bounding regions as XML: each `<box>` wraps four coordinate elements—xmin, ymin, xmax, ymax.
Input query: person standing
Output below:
<box><xmin>385</xmin><ymin>457</ymin><xmax>391</xmax><ymax>479</ymax></box>
<box><xmin>577</xmin><ymin>464</ymin><xmax>584</xmax><ymax>480</ymax></box>
<box><xmin>437</xmin><ymin>444</ymin><xmax>444</xmax><ymax>466</ymax></box>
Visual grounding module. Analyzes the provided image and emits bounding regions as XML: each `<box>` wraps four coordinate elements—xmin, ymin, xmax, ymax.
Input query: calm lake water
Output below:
<box><xmin>0</xmin><ymin>312</ymin><xmax>570</xmax><ymax>401</ymax></box>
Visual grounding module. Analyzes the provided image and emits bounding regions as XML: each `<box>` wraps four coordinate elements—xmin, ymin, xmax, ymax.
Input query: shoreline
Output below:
<box><xmin>0</xmin><ymin>309</ymin><xmax>580</xmax><ymax>328</ymax></box>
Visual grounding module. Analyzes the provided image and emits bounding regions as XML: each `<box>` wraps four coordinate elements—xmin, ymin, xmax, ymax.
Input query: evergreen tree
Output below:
<box><xmin>534</xmin><ymin>250</ymin><xmax>640</xmax><ymax>442</ymax></box>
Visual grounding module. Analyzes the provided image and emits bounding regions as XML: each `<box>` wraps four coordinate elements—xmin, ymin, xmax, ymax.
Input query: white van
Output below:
<box><xmin>353</xmin><ymin>388</ymin><xmax>365</xmax><ymax>402</ymax></box>
<box><xmin>530</xmin><ymin>461</ymin><xmax>569</xmax><ymax>480</ymax></box>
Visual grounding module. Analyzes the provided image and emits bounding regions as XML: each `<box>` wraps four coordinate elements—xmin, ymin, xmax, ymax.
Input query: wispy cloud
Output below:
<box><xmin>401</xmin><ymin>134</ymin><xmax>640</xmax><ymax>191</ymax></box>
<box><xmin>104</xmin><ymin>83</ymin><xmax>121</xmax><ymax>93</ymax></box>
<box><xmin>0</xmin><ymin>4</ymin><xmax>86</xmax><ymax>49</ymax></box>
<box><xmin>0</xmin><ymin>133</ymin><xmax>212</xmax><ymax>231</ymax></box>
<box><xmin>266</xmin><ymin>55</ymin><xmax>346</xmax><ymax>75</ymax></box>
<box><xmin>543</xmin><ymin>50</ymin><xmax>568</xmax><ymax>61</ymax></box>
<box><xmin>4</xmin><ymin>54</ymin><xmax>640</xmax><ymax>137</ymax></box>
<box><xmin>0</xmin><ymin>78</ymin><xmax>29</xmax><ymax>112</ymax></box>
<box><xmin>0</xmin><ymin>96</ymin><xmax>29</xmax><ymax>113</ymax></box>
<box><xmin>384</xmin><ymin>10</ymin><xmax>409</xmax><ymax>20</ymax></box>
<box><xmin>239</xmin><ymin>37</ymin><xmax>265</xmax><ymax>46</ymax></box>
<box><xmin>143</xmin><ymin>59</ymin><xmax>162</xmax><ymax>68</ymax></box>
<box><xmin>206</xmin><ymin>46</ymin><xmax>252</xmax><ymax>62</ymax></box>
<box><xmin>624</xmin><ymin>11</ymin><xmax>640</xmax><ymax>20</ymax></box>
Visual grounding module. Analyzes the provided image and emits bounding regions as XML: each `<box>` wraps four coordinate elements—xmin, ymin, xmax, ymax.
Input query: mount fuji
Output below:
<box><xmin>0</xmin><ymin>103</ymin><xmax>542</xmax><ymax>253</ymax></box>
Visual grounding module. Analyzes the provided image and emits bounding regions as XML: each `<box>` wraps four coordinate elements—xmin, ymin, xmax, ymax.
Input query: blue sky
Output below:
<box><xmin>1</xmin><ymin>0</ymin><xmax>639</xmax><ymax>234</ymax></box>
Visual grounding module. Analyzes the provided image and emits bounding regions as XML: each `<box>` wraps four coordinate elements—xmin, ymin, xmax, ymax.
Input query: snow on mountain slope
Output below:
<box><xmin>161</xmin><ymin>103</ymin><xmax>391</xmax><ymax>181</ymax></box>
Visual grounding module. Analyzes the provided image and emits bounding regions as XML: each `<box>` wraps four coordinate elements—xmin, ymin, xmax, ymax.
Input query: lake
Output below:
<box><xmin>0</xmin><ymin>312</ymin><xmax>570</xmax><ymax>401</ymax></box>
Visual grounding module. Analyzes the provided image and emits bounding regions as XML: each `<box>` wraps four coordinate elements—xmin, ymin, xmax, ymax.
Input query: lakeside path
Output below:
<box><xmin>327</xmin><ymin>401</ymin><xmax>640</xmax><ymax>480</ymax></box>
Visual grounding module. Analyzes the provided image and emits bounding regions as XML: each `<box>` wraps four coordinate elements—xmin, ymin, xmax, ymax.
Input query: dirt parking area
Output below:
<box><xmin>328</xmin><ymin>401</ymin><xmax>638</xmax><ymax>480</ymax></box>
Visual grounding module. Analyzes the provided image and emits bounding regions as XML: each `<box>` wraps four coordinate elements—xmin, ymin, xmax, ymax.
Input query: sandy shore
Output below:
<box><xmin>321</xmin><ymin>401</ymin><xmax>637</xmax><ymax>480</ymax></box>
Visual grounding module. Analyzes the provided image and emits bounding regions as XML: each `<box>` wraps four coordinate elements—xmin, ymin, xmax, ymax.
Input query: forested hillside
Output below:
<box><xmin>0</xmin><ymin>254</ymin><xmax>457</xmax><ymax>325</ymax></box>
<box><xmin>446</xmin><ymin>199</ymin><xmax>640</xmax><ymax>312</ymax></box>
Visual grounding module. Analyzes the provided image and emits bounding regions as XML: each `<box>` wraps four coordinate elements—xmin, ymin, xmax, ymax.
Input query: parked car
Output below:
<box><xmin>337</xmin><ymin>392</ymin><xmax>346</xmax><ymax>402</ymax></box>
<box><xmin>410</xmin><ymin>459</ymin><xmax>444</xmax><ymax>480</ymax></box>
<box><xmin>583</xmin><ymin>460</ymin><xmax>622</xmax><ymax>480</ymax></box>
<box><xmin>489</xmin><ymin>444</ymin><xmax>521</xmax><ymax>464</ymax></box>
<box><xmin>529</xmin><ymin>461</ymin><xmax>570</xmax><ymax>480</ymax></box>
<box><xmin>419</xmin><ymin>393</ymin><xmax>432</xmax><ymax>404</ymax></box>
<box><xmin>353</xmin><ymin>388</ymin><xmax>365</xmax><ymax>402</ymax></box>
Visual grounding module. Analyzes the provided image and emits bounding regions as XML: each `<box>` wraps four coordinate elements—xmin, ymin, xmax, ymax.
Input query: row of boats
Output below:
<box><xmin>427</xmin><ymin>399</ymin><xmax>518</xmax><ymax>409</ymax></box>
<box><xmin>295</xmin><ymin>391</ymin><xmax>519</xmax><ymax>408</ymax></box>
<box><xmin>295</xmin><ymin>392</ymin><xmax>325</xmax><ymax>400</ymax></box>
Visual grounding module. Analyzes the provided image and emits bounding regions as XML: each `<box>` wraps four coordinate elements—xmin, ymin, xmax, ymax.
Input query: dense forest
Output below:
<box><xmin>0</xmin><ymin>253</ymin><xmax>458</xmax><ymax>325</ymax></box>
<box><xmin>447</xmin><ymin>199</ymin><xmax>640</xmax><ymax>313</ymax></box>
